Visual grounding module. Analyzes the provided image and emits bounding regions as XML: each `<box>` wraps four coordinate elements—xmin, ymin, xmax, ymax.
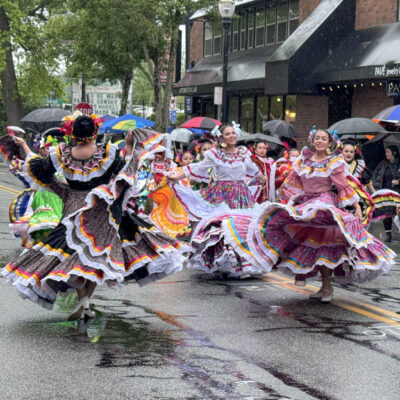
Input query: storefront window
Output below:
<box><xmin>289</xmin><ymin>0</ymin><xmax>299</xmax><ymax>34</ymax></box>
<box><xmin>213</xmin><ymin>20</ymin><xmax>222</xmax><ymax>55</ymax></box>
<box><xmin>270</xmin><ymin>96</ymin><xmax>283</xmax><ymax>120</ymax></box>
<box><xmin>277</xmin><ymin>2</ymin><xmax>288</xmax><ymax>43</ymax></box>
<box><xmin>204</xmin><ymin>21</ymin><xmax>212</xmax><ymax>57</ymax></box>
<box><xmin>255</xmin><ymin>8</ymin><xmax>265</xmax><ymax>47</ymax></box>
<box><xmin>228</xmin><ymin>96</ymin><xmax>239</xmax><ymax>123</ymax></box>
<box><xmin>285</xmin><ymin>95</ymin><xmax>296</xmax><ymax>122</ymax></box>
<box><xmin>241</xmin><ymin>96</ymin><xmax>255</xmax><ymax>133</ymax></box>
<box><xmin>240</xmin><ymin>13</ymin><xmax>246</xmax><ymax>50</ymax></box>
<box><xmin>266</xmin><ymin>5</ymin><xmax>277</xmax><ymax>45</ymax></box>
<box><xmin>256</xmin><ymin>95</ymin><xmax>269</xmax><ymax>132</ymax></box>
<box><xmin>247</xmin><ymin>11</ymin><xmax>254</xmax><ymax>49</ymax></box>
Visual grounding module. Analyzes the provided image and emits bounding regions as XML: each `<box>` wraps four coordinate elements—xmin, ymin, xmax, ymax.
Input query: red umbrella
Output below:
<box><xmin>181</xmin><ymin>117</ymin><xmax>221</xmax><ymax>131</ymax></box>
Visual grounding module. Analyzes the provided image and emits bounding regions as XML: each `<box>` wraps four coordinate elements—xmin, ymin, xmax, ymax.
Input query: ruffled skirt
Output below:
<box><xmin>172</xmin><ymin>180</ymin><xmax>265</xmax><ymax>276</ymax></box>
<box><xmin>237</xmin><ymin>192</ymin><xmax>396</xmax><ymax>283</ymax></box>
<box><xmin>149</xmin><ymin>185</ymin><xmax>191</xmax><ymax>238</ymax></box>
<box><xmin>2</xmin><ymin>157</ymin><xmax>188</xmax><ymax>310</ymax></box>
<box><xmin>9</xmin><ymin>189</ymin><xmax>63</xmax><ymax>248</ymax></box>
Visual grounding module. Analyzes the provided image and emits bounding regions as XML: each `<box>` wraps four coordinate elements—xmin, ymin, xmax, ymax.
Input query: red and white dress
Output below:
<box><xmin>171</xmin><ymin>146</ymin><xmax>269</xmax><ymax>276</ymax></box>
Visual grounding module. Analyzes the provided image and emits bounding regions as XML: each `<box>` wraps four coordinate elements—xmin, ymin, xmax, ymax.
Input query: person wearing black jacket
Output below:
<box><xmin>372</xmin><ymin>145</ymin><xmax>400</xmax><ymax>242</ymax></box>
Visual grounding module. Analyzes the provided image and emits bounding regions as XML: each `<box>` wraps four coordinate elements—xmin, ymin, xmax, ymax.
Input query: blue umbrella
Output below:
<box><xmin>373</xmin><ymin>105</ymin><xmax>400</xmax><ymax>124</ymax></box>
<box><xmin>99</xmin><ymin>113</ymin><xmax>154</xmax><ymax>134</ymax></box>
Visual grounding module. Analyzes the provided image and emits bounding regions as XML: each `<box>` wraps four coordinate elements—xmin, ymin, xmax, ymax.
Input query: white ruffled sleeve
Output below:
<box><xmin>182</xmin><ymin>151</ymin><xmax>215</xmax><ymax>183</ymax></box>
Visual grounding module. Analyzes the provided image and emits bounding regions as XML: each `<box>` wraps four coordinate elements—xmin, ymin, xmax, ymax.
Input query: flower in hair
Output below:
<box><xmin>232</xmin><ymin>121</ymin><xmax>241</xmax><ymax>136</ymax></box>
<box><xmin>211</xmin><ymin>125</ymin><xmax>222</xmax><ymax>138</ymax></box>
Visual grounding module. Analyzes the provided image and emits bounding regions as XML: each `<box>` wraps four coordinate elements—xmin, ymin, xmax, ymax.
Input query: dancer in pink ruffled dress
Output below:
<box><xmin>227</xmin><ymin>128</ymin><xmax>396</xmax><ymax>301</ymax></box>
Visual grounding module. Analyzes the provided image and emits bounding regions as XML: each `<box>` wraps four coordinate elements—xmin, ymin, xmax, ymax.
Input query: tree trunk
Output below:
<box><xmin>81</xmin><ymin>73</ymin><xmax>86</xmax><ymax>102</ymax></box>
<box><xmin>0</xmin><ymin>8</ymin><xmax>24</xmax><ymax>125</ymax></box>
<box><xmin>153</xmin><ymin>53</ymin><xmax>163</xmax><ymax>131</ymax></box>
<box><xmin>119</xmin><ymin>71</ymin><xmax>133</xmax><ymax>116</ymax></box>
<box><xmin>161</xmin><ymin>40</ymin><xmax>177</xmax><ymax>132</ymax></box>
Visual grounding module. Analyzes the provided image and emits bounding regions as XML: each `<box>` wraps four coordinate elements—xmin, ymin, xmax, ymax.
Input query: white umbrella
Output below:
<box><xmin>170</xmin><ymin>128</ymin><xmax>193</xmax><ymax>144</ymax></box>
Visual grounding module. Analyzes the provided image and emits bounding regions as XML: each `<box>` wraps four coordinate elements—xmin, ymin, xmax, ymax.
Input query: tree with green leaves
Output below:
<box><xmin>0</xmin><ymin>1</ymin><xmax>65</xmax><ymax>125</ymax></box>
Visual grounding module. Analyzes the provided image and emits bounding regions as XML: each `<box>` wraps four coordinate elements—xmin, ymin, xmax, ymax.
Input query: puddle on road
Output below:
<box><xmin>52</xmin><ymin>295</ymin><xmax>177</xmax><ymax>369</ymax></box>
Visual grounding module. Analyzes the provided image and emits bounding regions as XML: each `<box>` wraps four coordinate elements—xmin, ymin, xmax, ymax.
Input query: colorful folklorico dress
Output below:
<box><xmin>250</xmin><ymin>154</ymin><xmax>274</xmax><ymax>203</ymax></box>
<box><xmin>1</xmin><ymin>129</ymin><xmax>187</xmax><ymax>310</ymax></box>
<box><xmin>148</xmin><ymin>161</ymin><xmax>192</xmax><ymax>239</ymax></box>
<box><xmin>228</xmin><ymin>148</ymin><xmax>395</xmax><ymax>283</ymax></box>
<box><xmin>171</xmin><ymin>146</ymin><xmax>269</xmax><ymax>276</ymax></box>
<box><xmin>0</xmin><ymin>138</ymin><xmax>64</xmax><ymax>249</ymax></box>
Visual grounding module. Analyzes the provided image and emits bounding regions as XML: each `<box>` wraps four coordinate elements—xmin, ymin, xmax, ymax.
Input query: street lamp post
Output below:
<box><xmin>218</xmin><ymin>0</ymin><xmax>236</xmax><ymax>123</ymax></box>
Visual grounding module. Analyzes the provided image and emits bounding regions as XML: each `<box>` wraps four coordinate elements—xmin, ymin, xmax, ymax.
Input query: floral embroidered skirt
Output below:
<box><xmin>230</xmin><ymin>191</ymin><xmax>396</xmax><ymax>283</ymax></box>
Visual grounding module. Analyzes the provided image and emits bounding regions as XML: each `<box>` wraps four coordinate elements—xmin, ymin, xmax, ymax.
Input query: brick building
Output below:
<box><xmin>174</xmin><ymin>0</ymin><xmax>400</xmax><ymax>143</ymax></box>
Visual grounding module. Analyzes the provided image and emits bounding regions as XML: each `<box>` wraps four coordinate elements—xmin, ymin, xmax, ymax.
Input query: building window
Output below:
<box><xmin>255</xmin><ymin>8</ymin><xmax>265</xmax><ymax>47</ymax></box>
<box><xmin>240</xmin><ymin>13</ymin><xmax>246</xmax><ymax>50</ymax></box>
<box><xmin>277</xmin><ymin>2</ymin><xmax>289</xmax><ymax>43</ymax></box>
<box><xmin>256</xmin><ymin>95</ymin><xmax>269</xmax><ymax>132</ymax></box>
<box><xmin>241</xmin><ymin>96</ymin><xmax>255</xmax><ymax>132</ymax></box>
<box><xmin>285</xmin><ymin>95</ymin><xmax>296</xmax><ymax>122</ymax></box>
<box><xmin>247</xmin><ymin>10</ymin><xmax>255</xmax><ymax>49</ymax></box>
<box><xmin>202</xmin><ymin>0</ymin><xmax>299</xmax><ymax>56</ymax></box>
<box><xmin>289</xmin><ymin>0</ymin><xmax>299</xmax><ymax>34</ymax></box>
<box><xmin>232</xmin><ymin>18</ymin><xmax>239</xmax><ymax>51</ymax></box>
<box><xmin>270</xmin><ymin>96</ymin><xmax>284</xmax><ymax>120</ymax></box>
<box><xmin>204</xmin><ymin>21</ymin><xmax>212</xmax><ymax>57</ymax></box>
<box><xmin>213</xmin><ymin>20</ymin><xmax>222</xmax><ymax>55</ymax></box>
<box><xmin>266</xmin><ymin>5</ymin><xmax>277</xmax><ymax>45</ymax></box>
<box><xmin>228</xmin><ymin>96</ymin><xmax>239</xmax><ymax>123</ymax></box>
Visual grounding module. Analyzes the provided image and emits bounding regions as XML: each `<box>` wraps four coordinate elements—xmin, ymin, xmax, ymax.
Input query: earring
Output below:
<box><xmin>326</xmin><ymin>148</ymin><xmax>332</xmax><ymax>155</ymax></box>
<box><xmin>220</xmin><ymin>142</ymin><xmax>227</xmax><ymax>148</ymax></box>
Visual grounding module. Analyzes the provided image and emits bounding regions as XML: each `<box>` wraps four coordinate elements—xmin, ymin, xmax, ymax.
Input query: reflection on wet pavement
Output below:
<box><xmin>50</xmin><ymin>295</ymin><xmax>300</xmax><ymax>399</ymax></box>
<box><xmin>37</xmin><ymin>272</ymin><xmax>400</xmax><ymax>400</ymax></box>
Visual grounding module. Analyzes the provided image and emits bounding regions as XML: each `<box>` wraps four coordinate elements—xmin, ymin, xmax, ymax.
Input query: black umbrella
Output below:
<box><xmin>20</xmin><ymin>108</ymin><xmax>70</xmax><ymax>133</ymax></box>
<box><xmin>262</xmin><ymin>120</ymin><xmax>299</xmax><ymax>139</ymax></box>
<box><xmin>361</xmin><ymin>132</ymin><xmax>400</xmax><ymax>171</ymax></box>
<box><xmin>238</xmin><ymin>132</ymin><xmax>284</xmax><ymax>147</ymax></box>
<box><xmin>328</xmin><ymin>117</ymin><xmax>386</xmax><ymax>135</ymax></box>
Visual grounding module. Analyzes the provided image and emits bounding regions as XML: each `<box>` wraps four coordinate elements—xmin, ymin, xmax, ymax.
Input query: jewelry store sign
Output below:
<box><xmin>374</xmin><ymin>64</ymin><xmax>400</xmax><ymax>78</ymax></box>
<box><xmin>387</xmin><ymin>80</ymin><xmax>400</xmax><ymax>97</ymax></box>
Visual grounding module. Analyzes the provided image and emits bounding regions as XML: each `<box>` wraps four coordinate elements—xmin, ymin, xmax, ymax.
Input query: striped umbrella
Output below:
<box><xmin>373</xmin><ymin>105</ymin><xmax>400</xmax><ymax>124</ymax></box>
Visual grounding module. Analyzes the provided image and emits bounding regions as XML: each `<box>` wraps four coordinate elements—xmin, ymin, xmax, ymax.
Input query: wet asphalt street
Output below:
<box><xmin>0</xmin><ymin>164</ymin><xmax>399</xmax><ymax>400</ymax></box>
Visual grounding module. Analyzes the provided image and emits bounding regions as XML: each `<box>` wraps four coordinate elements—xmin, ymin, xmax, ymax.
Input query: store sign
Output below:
<box><xmin>386</xmin><ymin>80</ymin><xmax>400</xmax><ymax>97</ymax></box>
<box><xmin>169</xmin><ymin>109</ymin><xmax>177</xmax><ymax>123</ymax></box>
<box><xmin>214</xmin><ymin>87</ymin><xmax>222</xmax><ymax>105</ymax></box>
<box><xmin>185</xmin><ymin>96</ymin><xmax>193</xmax><ymax>114</ymax></box>
<box><xmin>178</xmin><ymin>86</ymin><xmax>198</xmax><ymax>95</ymax></box>
<box><xmin>374</xmin><ymin>64</ymin><xmax>400</xmax><ymax>78</ymax></box>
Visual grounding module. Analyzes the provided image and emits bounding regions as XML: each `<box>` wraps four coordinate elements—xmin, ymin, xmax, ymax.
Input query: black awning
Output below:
<box><xmin>312</xmin><ymin>22</ymin><xmax>400</xmax><ymax>84</ymax></box>
<box><xmin>174</xmin><ymin>45</ymin><xmax>278</xmax><ymax>96</ymax></box>
<box><xmin>265</xmin><ymin>0</ymin><xmax>355</xmax><ymax>95</ymax></box>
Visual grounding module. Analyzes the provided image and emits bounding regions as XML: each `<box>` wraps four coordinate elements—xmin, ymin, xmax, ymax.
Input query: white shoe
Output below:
<box><xmin>321</xmin><ymin>287</ymin><xmax>334</xmax><ymax>303</ymax></box>
<box><xmin>309</xmin><ymin>287</ymin><xmax>333</xmax><ymax>302</ymax></box>
<box><xmin>309</xmin><ymin>289</ymin><xmax>324</xmax><ymax>299</ymax></box>
<box><xmin>82</xmin><ymin>297</ymin><xmax>96</xmax><ymax>318</ymax></box>
<box><xmin>68</xmin><ymin>297</ymin><xmax>86</xmax><ymax>320</ymax></box>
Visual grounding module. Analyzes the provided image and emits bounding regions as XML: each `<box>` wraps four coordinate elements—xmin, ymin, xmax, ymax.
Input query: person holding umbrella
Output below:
<box><xmin>250</xmin><ymin>140</ymin><xmax>274</xmax><ymax>203</ymax></box>
<box><xmin>372</xmin><ymin>145</ymin><xmax>400</xmax><ymax>242</ymax></box>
